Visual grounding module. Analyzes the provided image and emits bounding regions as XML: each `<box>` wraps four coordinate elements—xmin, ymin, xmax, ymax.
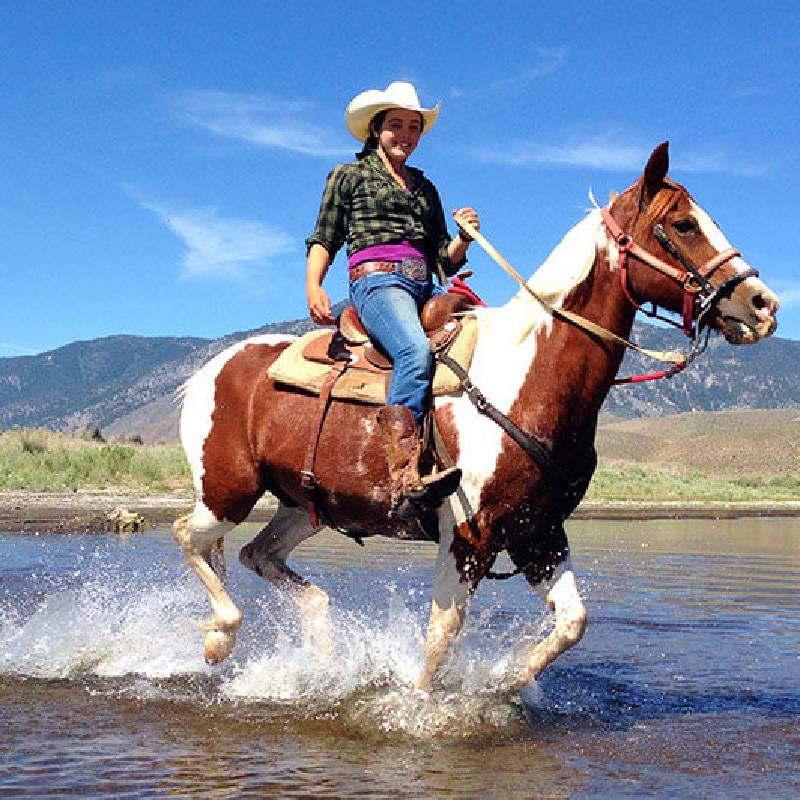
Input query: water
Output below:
<box><xmin>1</xmin><ymin>518</ymin><xmax>798</xmax><ymax>798</ymax></box>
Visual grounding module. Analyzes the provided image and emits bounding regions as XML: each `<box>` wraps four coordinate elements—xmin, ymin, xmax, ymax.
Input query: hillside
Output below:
<box><xmin>596</xmin><ymin>407</ymin><xmax>800</xmax><ymax>480</ymax></box>
<box><xmin>1</xmin><ymin>314</ymin><xmax>798</xmax><ymax>442</ymax></box>
<box><xmin>605</xmin><ymin>324</ymin><xmax>800</xmax><ymax>417</ymax></box>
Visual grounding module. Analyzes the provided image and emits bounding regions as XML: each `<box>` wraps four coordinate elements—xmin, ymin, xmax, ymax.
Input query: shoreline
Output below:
<box><xmin>2</xmin><ymin>490</ymin><xmax>799</xmax><ymax>533</ymax></box>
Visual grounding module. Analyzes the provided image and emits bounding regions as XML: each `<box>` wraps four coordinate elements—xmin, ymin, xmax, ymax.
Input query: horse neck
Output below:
<box><xmin>471</xmin><ymin>210</ymin><xmax>636</xmax><ymax>436</ymax></box>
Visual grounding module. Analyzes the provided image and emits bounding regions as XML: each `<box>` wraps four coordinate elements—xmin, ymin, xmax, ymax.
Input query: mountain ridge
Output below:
<box><xmin>2</xmin><ymin>314</ymin><xmax>798</xmax><ymax>442</ymax></box>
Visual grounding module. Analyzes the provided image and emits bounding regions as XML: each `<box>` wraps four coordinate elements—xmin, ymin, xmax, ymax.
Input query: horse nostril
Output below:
<box><xmin>752</xmin><ymin>294</ymin><xmax>766</xmax><ymax>310</ymax></box>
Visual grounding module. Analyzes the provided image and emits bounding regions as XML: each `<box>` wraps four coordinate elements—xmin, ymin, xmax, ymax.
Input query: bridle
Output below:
<box><xmin>454</xmin><ymin>203</ymin><xmax>758</xmax><ymax>385</ymax></box>
<box><xmin>601</xmin><ymin>199</ymin><xmax>759</xmax><ymax>341</ymax></box>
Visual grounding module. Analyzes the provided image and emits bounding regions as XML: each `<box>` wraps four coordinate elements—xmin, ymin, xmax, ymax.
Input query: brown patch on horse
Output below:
<box><xmin>200</xmin><ymin>338</ymin><xmax>397</xmax><ymax>531</ymax></box>
<box><xmin>201</xmin><ymin>341</ymin><xmax>290</xmax><ymax>523</ymax></box>
<box><xmin>462</xmin><ymin>239</ymin><xmax>629</xmax><ymax>578</ymax></box>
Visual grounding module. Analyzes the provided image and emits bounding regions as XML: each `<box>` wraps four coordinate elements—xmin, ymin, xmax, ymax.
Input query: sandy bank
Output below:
<box><xmin>2</xmin><ymin>490</ymin><xmax>799</xmax><ymax>533</ymax></box>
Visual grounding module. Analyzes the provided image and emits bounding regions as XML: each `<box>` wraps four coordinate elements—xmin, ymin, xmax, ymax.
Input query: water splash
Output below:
<box><xmin>0</xmin><ymin>570</ymin><xmax>209</xmax><ymax>679</ymax></box>
<box><xmin>0</xmin><ymin>535</ymin><xmax>551</xmax><ymax>738</ymax></box>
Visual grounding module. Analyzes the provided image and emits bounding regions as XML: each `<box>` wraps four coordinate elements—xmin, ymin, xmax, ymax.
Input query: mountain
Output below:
<box><xmin>605</xmin><ymin>323</ymin><xmax>800</xmax><ymax>417</ymax></box>
<box><xmin>1</xmin><ymin>314</ymin><xmax>798</xmax><ymax>442</ymax></box>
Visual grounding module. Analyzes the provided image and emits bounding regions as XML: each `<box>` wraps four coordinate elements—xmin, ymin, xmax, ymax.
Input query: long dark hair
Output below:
<box><xmin>358</xmin><ymin>109</ymin><xmax>425</xmax><ymax>157</ymax></box>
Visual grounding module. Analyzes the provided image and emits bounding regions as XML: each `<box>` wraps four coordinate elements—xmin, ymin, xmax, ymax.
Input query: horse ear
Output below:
<box><xmin>643</xmin><ymin>141</ymin><xmax>670</xmax><ymax>200</ymax></box>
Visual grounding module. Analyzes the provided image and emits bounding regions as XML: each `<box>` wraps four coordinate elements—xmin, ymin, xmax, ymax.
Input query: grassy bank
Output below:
<box><xmin>1</xmin><ymin>428</ymin><xmax>798</xmax><ymax>502</ymax></box>
<box><xmin>0</xmin><ymin>428</ymin><xmax>190</xmax><ymax>492</ymax></box>
<box><xmin>586</xmin><ymin>463</ymin><xmax>800</xmax><ymax>502</ymax></box>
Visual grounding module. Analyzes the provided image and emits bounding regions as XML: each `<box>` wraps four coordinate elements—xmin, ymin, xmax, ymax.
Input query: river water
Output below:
<box><xmin>1</xmin><ymin>517</ymin><xmax>798</xmax><ymax>798</ymax></box>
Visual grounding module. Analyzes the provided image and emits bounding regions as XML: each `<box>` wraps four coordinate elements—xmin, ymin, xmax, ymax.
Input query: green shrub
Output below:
<box><xmin>0</xmin><ymin>428</ymin><xmax>190</xmax><ymax>491</ymax></box>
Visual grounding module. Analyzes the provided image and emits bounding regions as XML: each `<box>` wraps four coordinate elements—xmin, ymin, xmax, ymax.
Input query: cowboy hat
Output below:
<box><xmin>345</xmin><ymin>81</ymin><xmax>440</xmax><ymax>142</ymax></box>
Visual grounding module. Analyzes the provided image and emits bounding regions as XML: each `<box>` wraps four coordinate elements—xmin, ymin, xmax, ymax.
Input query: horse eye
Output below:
<box><xmin>673</xmin><ymin>219</ymin><xmax>697</xmax><ymax>235</ymax></box>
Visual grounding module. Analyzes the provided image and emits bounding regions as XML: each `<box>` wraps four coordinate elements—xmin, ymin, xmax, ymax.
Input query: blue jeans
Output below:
<box><xmin>349</xmin><ymin>272</ymin><xmax>440</xmax><ymax>424</ymax></box>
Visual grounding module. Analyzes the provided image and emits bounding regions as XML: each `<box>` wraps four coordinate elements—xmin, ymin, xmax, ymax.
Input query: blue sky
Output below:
<box><xmin>2</xmin><ymin>1</ymin><xmax>799</xmax><ymax>358</ymax></box>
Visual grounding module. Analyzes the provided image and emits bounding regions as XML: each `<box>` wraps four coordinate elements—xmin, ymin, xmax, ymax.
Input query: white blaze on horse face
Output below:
<box><xmin>442</xmin><ymin>210</ymin><xmax>604</xmax><ymax>524</ymax></box>
<box><xmin>179</xmin><ymin>334</ymin><xmax>296</xmax><ymax>497</ymax></box>
<box><xmin>690</xmin><ymin>201</ymin><xmax>752</xmax><ymax>276</ymax></box>
<box><xmin>690</xmin><ymin>200</ymin><xmax>778</xmax><ymax>333</ymax></box>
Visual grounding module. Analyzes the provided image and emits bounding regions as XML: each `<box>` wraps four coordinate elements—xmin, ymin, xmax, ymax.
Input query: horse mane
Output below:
<box><xmin>475</xmin><ymin>208</ymin><xmax>605</xmax><ymax>346</ymax></box>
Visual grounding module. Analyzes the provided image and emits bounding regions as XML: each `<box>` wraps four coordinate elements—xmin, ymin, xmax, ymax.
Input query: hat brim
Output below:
<box><xmin>345</xmin><ymin>100</ymin><xmax>440</xmax><ymax>142</ymax></box>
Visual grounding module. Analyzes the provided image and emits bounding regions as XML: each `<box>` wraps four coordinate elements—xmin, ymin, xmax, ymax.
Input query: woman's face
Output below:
<box><xmin>375</xmin><ymin>109</ymin><xmax>423</xmax><ymax>164</ymax></box>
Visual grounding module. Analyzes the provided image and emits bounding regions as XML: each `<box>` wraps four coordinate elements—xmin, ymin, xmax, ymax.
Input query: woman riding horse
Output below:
<box><xmin>305</xmin><ymin>81</ymin><xmax>480</xmax><ymax>515</ymax></box>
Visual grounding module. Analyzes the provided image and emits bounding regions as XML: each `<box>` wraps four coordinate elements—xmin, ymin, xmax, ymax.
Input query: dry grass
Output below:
<box><xmin>0</xmin><ymin>428</ymin><xmax>190</xmax><ymax>492</ymax></box>
<box><xmin>2</xmin><ymin>408</ymin><xmax>798</xmax><ymax>501</ymax></box>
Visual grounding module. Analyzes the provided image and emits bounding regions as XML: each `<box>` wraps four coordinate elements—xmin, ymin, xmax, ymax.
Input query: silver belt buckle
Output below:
<box><xmin>399</xmin><ymin>257</ymin><xmax>427</xmax><ymax>281</ymax></box>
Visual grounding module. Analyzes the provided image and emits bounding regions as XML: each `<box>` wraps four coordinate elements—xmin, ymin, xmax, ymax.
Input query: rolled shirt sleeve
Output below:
<box><xmin>305</xmin><ymin>165</ymin><xmax>350</xmax><ymax>258</ymax></box>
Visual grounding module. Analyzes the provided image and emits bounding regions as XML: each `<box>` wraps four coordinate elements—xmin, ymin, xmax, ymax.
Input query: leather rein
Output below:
<box><xmin>456</xmin><ymin>205</ymin><xmax>757</xmax><ymax>384</ymax></box>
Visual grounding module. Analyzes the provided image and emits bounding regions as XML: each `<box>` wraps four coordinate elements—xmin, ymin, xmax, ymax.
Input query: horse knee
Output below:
<box><xmin>560</xmin><ymin>602</ymin><xmax>587</xmax><ymax>647</ymax></box>
<box><xmin>239</xmin><ymin>541</ymin><xmax>281</xmax><ymax>581</ymax></box>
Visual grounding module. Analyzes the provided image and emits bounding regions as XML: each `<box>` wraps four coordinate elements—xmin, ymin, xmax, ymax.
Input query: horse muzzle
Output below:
<box><xmin>714</xmin><ymin>278</ymin><xmax>780</xmax><ymax>345</ymax></box>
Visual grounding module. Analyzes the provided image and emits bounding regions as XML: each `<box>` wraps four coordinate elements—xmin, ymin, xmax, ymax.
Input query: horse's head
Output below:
<box><xmin>607</xmin><ymin>142</ymin><xmax>779</xmax><ymax>344</ymax></box>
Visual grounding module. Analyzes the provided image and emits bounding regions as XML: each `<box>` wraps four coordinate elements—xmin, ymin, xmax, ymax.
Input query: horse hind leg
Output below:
<box><xmin>173</xmin><ymin>505</ymin><xmax>241</xmax><ymax>665</ymax></box>
<box><xmin>238</xmin><ymin>504</ymin><xmax>332</xmax><ymax>655</ymax></box>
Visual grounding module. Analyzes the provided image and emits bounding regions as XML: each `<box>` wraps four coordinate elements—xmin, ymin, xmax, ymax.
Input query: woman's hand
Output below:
<box><xmin>453</xmin><ymin>207</ymin><xmax>480</xmax><ymax>241</ymax></box>
<box><xmin>306</xmin><ymin>244</ymin><xmax>335</xmax><ymax>326</ymax></box>
<box><xmin>307</xmin><ymin>283</ymin><xmax>335</xmax><ymax>326</ymax></box>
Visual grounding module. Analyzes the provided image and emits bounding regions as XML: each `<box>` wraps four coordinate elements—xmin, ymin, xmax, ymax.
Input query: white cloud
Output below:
<box><xmin>472</xmin><ymin>132</ymin><xmax>769</xmax><ymax>176</ymax></box>
<box><xmin>451</xmin><ymin>46</ymin><xmax>566</xmax><ymax>98</ymax></box>
<box><xmin>477</xmin><ymin>137</ymin><xmax>644</xmax><ymax>170</ymax></box>
<box><xmin>490</xmin><ymin>46</ymin><xmax>567</xmax><ymax>90</ymax></box>
<box><xmin>136</xmin><ymin>196</ymin><xmax>295</xmax><ymax>279</ymax></box>
<box><xmin>0</xmin><ymin>341</ymin><xmax>39</xmax><ymax>357</ymax></box>
<box><xmin>176</xmin><ymin>90</ymin><xmax>351</xmax><ymax>158</ymax></box>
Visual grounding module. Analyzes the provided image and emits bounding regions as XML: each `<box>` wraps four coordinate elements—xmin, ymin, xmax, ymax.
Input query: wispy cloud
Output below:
<box><xmin>135</xmin><ymin>195</ymin><xmax>295</xmax><ymax>279</ymax></box>
<box><xmin>490</xmin><ymin>46</ymin><xmax>567</xmax><ymax>90</ymax></box>
<box><xmin>0</xmin><ymin>341</ymin><xmax>39</xmax><ymax>357</ymax></box>
<box><xmin>450</xmin><ymin>46</ymin><xmax>566</xmax><ymax>98</ymax></box>
<box><xmin>728</xmin><ymin>83</ymin><xmax>771</xmax><ymax>99</ymax></box>
<box><xmin>176</xmin><ymin>90</ymin><xmax>351</xmax><ymax>158</ymax></box>
<box><xmin>471</xmin><ymin>131</ymin><xmax>770</xmax><ymax>176</ymax></box>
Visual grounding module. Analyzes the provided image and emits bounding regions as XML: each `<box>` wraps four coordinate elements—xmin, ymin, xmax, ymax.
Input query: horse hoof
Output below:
<box><xmin>203</xmin><ymin>630</ymin><xmax>236</xmax><ymax>665</ymax></box>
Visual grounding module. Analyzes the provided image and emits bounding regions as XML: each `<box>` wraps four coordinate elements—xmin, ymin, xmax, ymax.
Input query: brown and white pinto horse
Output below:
<box><xmin>173</xmin><ymin>143</ymin><xmax>779</xmax><ymax>692</ymax></box>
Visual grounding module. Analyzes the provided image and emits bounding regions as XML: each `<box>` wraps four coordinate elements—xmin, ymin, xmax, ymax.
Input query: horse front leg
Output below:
<box><xmin>173</xmin><ymin>506</ymin><xmax>240</xmax><ymax>665</ymax></box>
<box><xmin>414</xmin><ymin>525</ymin><xmax>475</xmax><ymax>693</ymax></box>
<box><xmin>238</xmin><ymin>504</ymin><xmax>332</xmax><ymax>656</ymax></box>
<box><xmin>517</xmin><ymin>557</ymin><xmax>587</xmax><ymax>686</ymax></box>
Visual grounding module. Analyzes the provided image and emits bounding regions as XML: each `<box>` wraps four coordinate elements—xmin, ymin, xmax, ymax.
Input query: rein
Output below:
<box><xmin>455</xmin><ymin>206</ymin><xmax>756</xmax><ymax>384</ymax></box>
<box><xmin>454</xmin><ymin>216</ymin><xmax>688</xmax><ymax>380</ymax></box>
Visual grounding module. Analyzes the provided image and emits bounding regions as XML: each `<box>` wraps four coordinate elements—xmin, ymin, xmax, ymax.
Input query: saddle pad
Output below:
<box><xmin>267</xmin><ymin>316</ymin><xmax>479</xmax><ymax>405</ymax></box>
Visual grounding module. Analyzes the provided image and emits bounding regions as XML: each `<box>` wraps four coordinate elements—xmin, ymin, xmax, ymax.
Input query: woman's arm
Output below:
<box><xmin>447</xmin><ymin>207</ymin><xmax>480</xmax><ymax>266</ymax></box>
<box><xmin>306</xmin><ymin>244</ymin><xmax>335</xmax><ymax>326</ymax></box>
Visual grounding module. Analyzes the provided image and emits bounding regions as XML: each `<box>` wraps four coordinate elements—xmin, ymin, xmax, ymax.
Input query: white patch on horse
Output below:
<box><xmin>690</xmin><ymin>200</ymin><xmax>777</xmax><ymax>318</ymax></box>
<box><xmin>179</xmin><ymin>334</ymin><xmax>295</xmax><ymax>496</ymax></box>
<box><xmin>440</xmin><ymin>210</ymin><xmax>604</xmax><ymax>524</ymax></box>
<box><xmin>690</xmin><ymin>201</ymin><xmax>753</xmax><ymax>275</ymax></box>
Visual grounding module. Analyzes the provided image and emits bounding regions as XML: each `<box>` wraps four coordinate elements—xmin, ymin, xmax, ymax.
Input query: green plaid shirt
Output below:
<box><xmin>306</xmin><ymin>151</ymin><xmax>465</xmax><ymax>277</ymax></box>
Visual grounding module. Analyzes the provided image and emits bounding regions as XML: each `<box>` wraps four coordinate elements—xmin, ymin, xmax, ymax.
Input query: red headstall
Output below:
<box><xmin>601</xmin><ymin>206</ymin><xmax>740</xmax><ymax>337</ymax></box>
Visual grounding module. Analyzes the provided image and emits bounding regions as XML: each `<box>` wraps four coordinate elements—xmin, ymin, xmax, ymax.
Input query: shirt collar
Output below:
<box><xmin>358</xmin><ymin>149</ymin><xmax>424</xmax><ymax>184</ymax></box>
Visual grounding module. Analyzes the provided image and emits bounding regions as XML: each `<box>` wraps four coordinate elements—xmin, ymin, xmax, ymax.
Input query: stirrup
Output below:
<box><xmin>409</xmin><ymin>465</ymin><xmax>462</xmax><ymax>508</ymax></box>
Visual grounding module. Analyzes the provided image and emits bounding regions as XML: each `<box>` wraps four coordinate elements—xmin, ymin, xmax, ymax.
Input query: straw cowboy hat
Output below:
<box><xmin>345</xmin><ymin>81</ymin><xmax>441</xmax><ymax>142</ymax></box>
